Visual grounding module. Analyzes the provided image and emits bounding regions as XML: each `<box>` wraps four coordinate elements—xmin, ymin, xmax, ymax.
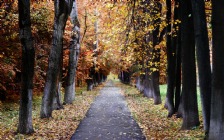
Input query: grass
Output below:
<box><xmin>0</xmin><ymin>85</ymin><xmax>102</xmax><ymax>139</ymax></box>
<box><xmin>160</xmin><ymin>84</ymin><xmax>202</xmax><ymax>112</ymax></box>
<box><xmin>115</xmin><ymin>81</ymin><xmax>205</xmax><ymax>140</ymax></box>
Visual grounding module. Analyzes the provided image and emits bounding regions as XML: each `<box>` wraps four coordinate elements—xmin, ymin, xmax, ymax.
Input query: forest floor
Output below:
<box><xmin>0</xmin><ymin>78</ymin><xmax>205</xmax><ymax>139</ymax></box>
<box><xmin>115</xmin><ymin>80</ymin><xmax>205</xmax><ymax>139</ymax></box>
<box><xmin>0</xmin><ymin>85</ymin><xmax>102</xmax><ymax>139</ymax></box>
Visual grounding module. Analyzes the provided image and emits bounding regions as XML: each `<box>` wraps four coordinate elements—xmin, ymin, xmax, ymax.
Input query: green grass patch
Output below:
<box><xmin>159</xmin><ymin>84</ymin><xmax>202</xmax><ymax>112</ymax></box>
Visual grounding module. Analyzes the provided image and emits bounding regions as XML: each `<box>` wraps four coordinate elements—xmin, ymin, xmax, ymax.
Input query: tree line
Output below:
<box><xmin>119</xmin><ymin>0</ymin><xmax>224</xmax><ymax>139</ymax></box>
<box><xmin>17</xmin><ymin>0</ymin><xmax>108</xmax><ymax>134</ymax></box>
<box><xmin>3</xmin><ymin>0</ymin><xmax>224</xmax><ymax>139</ymax></box>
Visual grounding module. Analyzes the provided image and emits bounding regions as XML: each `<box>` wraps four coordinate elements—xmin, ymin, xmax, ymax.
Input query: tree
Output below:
<box><xmin>86</xmin><ymin>7</ymin><xmax>101</xmax><ymax>90</ymax></box>
<box><xmin>191</xmin><ymin>0</ymin><xmax>211</xmax><ymax>134</ymax></box>
<box><xmin>165</xmin><ymin>0</ymin><xmax>182</xmax><ymax>118</ymax></box>
<box><xmin>180</xmin><ymin>0</ymin><xmax>199</xmax><ymax>129</ymax></box>
<box><xmin>165</xmin><ymin>0</ymin><xmax>175</xmax><ymax>117</ymax></box>
<box><xmin>40</xmin><ymin>0</ymin><xmax>72</xmax><ymax>118</ymax></box>
<box><xmin>17</xmin><ymin>0</ymin><xmax>35</xmax><ymax>134</ymax></box>
<box><xmin>151</xmin><ymin>1</ymin><xmax>162</xmax><ymax>104</ymax></box>
<box><xmin>123</xmin><ymin>0</ymin><xmax>162</xmax><ymax>104</ymax></box>
<box><xmin>173</xmin><ymin>0</ymin><xmax>181</xmax><ymax>114</ymax></box>
<box><xmin>209</xmin><ymin>0</ymin><xmax>224</xmax><ymax>139</ymax></box>
<box><xmin>64</xmin><ymin>0</ymin><xmax>80</xmax><ymax>104</ymax></box>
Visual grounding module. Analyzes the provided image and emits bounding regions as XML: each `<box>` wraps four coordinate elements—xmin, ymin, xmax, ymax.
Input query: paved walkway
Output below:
<box><xmin>71</xmin><ymin>81</ymin><xmax>146</xmax><ymax>140</ymax></box>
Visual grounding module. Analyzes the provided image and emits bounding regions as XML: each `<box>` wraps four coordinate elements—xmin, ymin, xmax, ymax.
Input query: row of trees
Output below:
<box><xmin>118</xmin><ymin>0</ymin><xmax>224</xmax><ymax>139</ymax></box>
<box><xmin>17</xmin><ymin>0</ymin><xmax>112</xmax><ymax>134</ymax></box>
<box><xmin>5</xmin><ymin>0</ymin><xmax>224</xmax><ymax>139</ymax></box>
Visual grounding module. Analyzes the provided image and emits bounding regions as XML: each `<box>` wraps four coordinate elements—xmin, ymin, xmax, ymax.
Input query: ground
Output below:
<box><xmin>71</xmin><ymin>80</ymin><xmax>145</xmax><ymax>140</ymax></box>
<box><xmin>0</xmin><ymin>78</ymin><xmax>204</xmax><ymax>139</ymax></box>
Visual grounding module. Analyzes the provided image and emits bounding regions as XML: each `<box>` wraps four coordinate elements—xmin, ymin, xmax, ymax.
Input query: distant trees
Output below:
<box><xmin>17</xmin><ymin>0</ymin><xmax>35</xmax><ymax>134</ymax></box>
<box><xmin>85</xmin><ymin>7</ymin><xmax>108</xmax><ymax>91</ymax></box>
<box><xmin>123</xmin><ymin>0</ymin><xmax>162</xmax><ymax>104</ymax></box>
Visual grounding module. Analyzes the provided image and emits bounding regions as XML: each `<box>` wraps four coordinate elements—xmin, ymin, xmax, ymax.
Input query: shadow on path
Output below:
<box><xmin>71</xmin><ymin>80</ymin><xmax>146</xmax><ymax>140</ymax></box>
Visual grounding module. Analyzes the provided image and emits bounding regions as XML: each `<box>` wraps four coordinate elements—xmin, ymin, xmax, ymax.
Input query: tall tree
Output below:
<box><xmin>180</xmin><ymin>0</ymin><xmax>199</xmax><ymax>129</ymax></box>
<box><xmin>165</xmin><ymin>0</ymin><xmax>182</xmax><ymax>118</ymax></box>
<box><xmin>209</xmin><ymin>0</ymin><xmax>224</xmax><ymax>139</ymax></box>
<box><xmin>173</xmin><ymin>0</ymin><xmax>181</xmax><ymax>114</ymax></box>
<box><xmin>151</xmin><ymin>1</ymin><xmax>162</xmax><ymax>105</ymax></box>
<box><xmin>165</xmin><ymin>0</ymin><xmax>176</xmax><ymax>117</ymax></box>
<box><xmin>64</xmin><ymin>0</ymin><xmax>80</xmax><ymax>104</ymax></box>
<box><xmin>87</xmin><ymin>7</ymin><xmax>99</xmax><ymax>90</ymax></box>
<box><xmin>40</xmin><ymin>0</ymin><xmax>72</xmax><ymax>118</ymax></box>
<box><xmin>17</xmin><ymin>0</ymin><xmax>35</xmax><ymax>134</ymax></box>
<box><xmin>191</xmin><ymin>0</ymin><xmax>211</xmax><ymax>134</ymax></box>
<box><xmin>140</xmin><ymin>0</ymin><xmax>161</xmax><ymax>105</ymax></box>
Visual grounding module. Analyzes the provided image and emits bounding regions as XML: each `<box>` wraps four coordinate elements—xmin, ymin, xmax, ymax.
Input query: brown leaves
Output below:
<box><xmin>0</xmin><ymin>86</ymin><xmax>101</xmax><ymax>139</ymax></box>
<box><xmin>117</xmin><ymin>82</ymin><xmax>204</xmax><ymax>139</ymax></box>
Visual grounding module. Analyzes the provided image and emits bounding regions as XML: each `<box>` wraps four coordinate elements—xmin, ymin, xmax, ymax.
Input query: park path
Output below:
<box><xmin>71</xmin><ymin>80</ymin><xmax>146</xmax><ymax>140</ymax></box>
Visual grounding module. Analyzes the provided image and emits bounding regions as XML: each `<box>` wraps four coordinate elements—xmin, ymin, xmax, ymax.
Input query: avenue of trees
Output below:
<box><xmin>118</xmin><ymin>0</ymin><xmax>223</xmax><ymax>139</ymax></box>
<box><xmin>1</xmin><ymin>0</ymin><xmax>224</xmax><ymax>139</ymax></box>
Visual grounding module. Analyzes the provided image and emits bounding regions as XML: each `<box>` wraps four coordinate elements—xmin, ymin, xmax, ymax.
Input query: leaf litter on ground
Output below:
<box><xmin>0</xmin><ymin>85</ymin><xmax>103</xmax><ymax>140</ymax></box>
<box><xmin>115</xmin><ymin>81</ymin><xmax>205</xmax><ymax>140</ymax></box>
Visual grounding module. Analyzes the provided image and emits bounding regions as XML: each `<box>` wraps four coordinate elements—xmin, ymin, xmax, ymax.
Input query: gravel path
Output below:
<box><xmin>71</xmin><ymin>80</ymin><xmax>146</xmax><ymax>140</ymax></box>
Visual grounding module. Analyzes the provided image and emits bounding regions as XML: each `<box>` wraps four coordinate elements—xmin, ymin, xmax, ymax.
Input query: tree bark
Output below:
<box><xmin>40</xmin><ymin>0</ymin><xmax>72</xmax><ymax>118</ymax></box>
<box><xmin>191</xmin><ymin>0</ymin><xmax>211</xmax><ymax>133</ymax></box>
<box><xmin>209</xmin><ymin>1</ymin><xmax>224</xmax><ymax>139</ymax></box>
<box><xmin>174</xmin><ymin>35</ymin><xmax>181</xmax><ymax>113</ymax></box>
<box><xmin>52</xmin><ymin>49</ymin><xmax>63</xmax><ymax>110</ymax></box>
<box><xmin>17</xmin><ymin>0</ymin><xmax>35</xmax><ymax>134</ymax></box>
<box><xmin>165</xmin><ymin>0</ymin><xmax>175</xmax><ymax>117</ymax></box>
<box><xmin>174</xmin><ymin>0</ymin><xmax>181</xmax><ymax>114</ymax></box>
<box><xmin>143</xmin><ymin>67</ymin><xmax>153</xmax><ymax>98</ymax></box>
<box><xmin>180</xmin><ymin>0</ymin><xmax>199</xmax><ymax>130</ymax></box>
<box><xmin>64</xmin><ymin>0</ymin><xmax>80</xmax><ymax>104</ymax></box>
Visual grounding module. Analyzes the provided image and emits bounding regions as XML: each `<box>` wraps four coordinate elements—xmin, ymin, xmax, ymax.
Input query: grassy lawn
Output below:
<box><xmin>0</xmin><ymin>85</ymin><xmax>102</xmax><ymax>139</ymax></box>
<box><xmin>115</xmin><ymin>81</ymin><xmax>204</xmax><ymax>139</ymax></box>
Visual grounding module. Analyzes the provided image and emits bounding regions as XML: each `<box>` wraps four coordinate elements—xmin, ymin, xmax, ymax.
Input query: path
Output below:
<box><xmin>71</xmin><ymin>80</ymin><xmax>146</xmax><ymax>140</ymax></box>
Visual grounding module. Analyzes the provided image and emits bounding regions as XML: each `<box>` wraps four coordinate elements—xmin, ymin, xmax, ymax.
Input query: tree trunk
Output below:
<box><xmin>180</xmin><ymin>0</ymin><xmax>199</xmax><ymax>130</ymax></box>
<box><xmin>52</xmin><ymin>49</ymin><xmax>63</xmax><ymax>110</ymax></box>
<box><xmin>143</xmin><ymin>69</ymin><xmax>153</xmax><ymax>98</ymax></box>
<box><xmin>64</xmin><ymin>0</ymin><xmax>80</xmax><ymax>104</ymax></box>
<box><xmin>191</xmin><ymin>0</ymin><xmax>211</xmax><ymax>133</ymax></box>
<box><xmin>152</xmin><ymin>71</ymin><xmax>161</xmax><ymax>104</ymax></box>
<box><xmin>17</xmin><ymin>0</ymin><xmax>35</xmax><ymax>134</ymax></box>
<box><xmin>40</xmin><ymin>0</ymin><xmax>72</xmax><ymax>118</ymax></box>
<box><xmin>143</xmin><ymin>58</ymin><xmax>153</xmax><ymax>98</ymax></box>
<box><xmin>209</xmin><ymin>1</ymin><xmax>224</xmax><ymax>139</ymax></box>
<box><xmin>152</xmin><ymin>1</ymin><xmax>162</xmax><ymax>105</ymax></box>
<box><xmin>165</xmin><ymin>0</ymin><xmax>175</xmax><ymax>117</ymax></box>
<box><xmin>174</xmin><ymin>0</ymin><xmax>181</xmax><ymax>113</ymax></box>
<box><xmin>174</xmin><ymin>37</ymin><xmax>181</xmax><ymax>112</ymax></box>
<box><xmin>86</xmin><ymin>79</ymin><xmax>93</xmax><ymax>91</ymax></box>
